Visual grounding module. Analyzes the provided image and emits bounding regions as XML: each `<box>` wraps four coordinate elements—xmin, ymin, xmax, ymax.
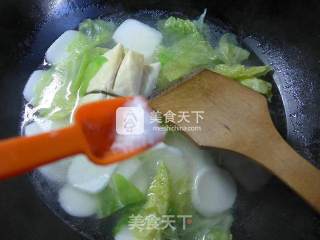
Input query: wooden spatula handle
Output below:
<box><xmin>241</xmin><ymin>128</ymin><xmax>320</xmax><ymax>212</ymax></box>
<box><xmin>0</xmin><ymin>125</ymin><xmax>84</xmax><ymax>180</ymax></box>
<box><xmin>150</xmin><ymin>70</ymin><xmax>320</xmax><ymax>212</ymax></box>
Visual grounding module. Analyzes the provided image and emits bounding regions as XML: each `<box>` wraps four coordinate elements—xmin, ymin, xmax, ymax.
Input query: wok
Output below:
<box><xmin>0</xmin><ymin>0</ymin><xmax>319</xmax><ymax>239</ymax></box>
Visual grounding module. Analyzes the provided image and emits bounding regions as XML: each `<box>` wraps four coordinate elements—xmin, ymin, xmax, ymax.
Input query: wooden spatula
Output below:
<box><xmin>150</xmin><ymin>70</ymin><xmax>320</xmax><ymax>213</ymax></box>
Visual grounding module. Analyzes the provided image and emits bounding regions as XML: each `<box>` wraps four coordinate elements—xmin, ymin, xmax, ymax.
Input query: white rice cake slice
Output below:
<box><xmin>113</xmin><ymin>19</ymin><xmax>162</xmax><ymax>62</ymax></box>
<box><xmin>45</xmin><ymin>30</ymin><xmax>79</xmax><ymax>65</ymax></box>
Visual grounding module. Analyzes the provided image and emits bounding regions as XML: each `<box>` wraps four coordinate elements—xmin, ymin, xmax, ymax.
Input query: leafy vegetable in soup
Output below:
<box><xmin>23</xmin><ymin>10</ymin><xmax>273</xmax><ymax>240</ymax></box>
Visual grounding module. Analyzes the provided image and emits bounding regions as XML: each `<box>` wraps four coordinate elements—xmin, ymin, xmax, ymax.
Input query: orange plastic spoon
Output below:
<box><xmin>0</xmin><ymin>97</ymin><xmax>161</xmax><ymax>180</ymax></box>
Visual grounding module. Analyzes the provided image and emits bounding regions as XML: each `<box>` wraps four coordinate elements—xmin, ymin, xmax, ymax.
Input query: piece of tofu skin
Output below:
<box><xmin>86</xmin><ymin>44</ymin><xmax>124</xmax><ymax>93</ymax></box>
<box><xmin>112</xmin><ymin>50</ymin><xmax>144</xmax><ymax>96</ymax></box>
<box><xmin>140</xmin><ymin>62</ymin><xmax>161</xmax><ymax>97</ymax></box>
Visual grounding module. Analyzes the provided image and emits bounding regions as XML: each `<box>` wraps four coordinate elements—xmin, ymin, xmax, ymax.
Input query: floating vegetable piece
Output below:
<box><xmin>97</xmin><ymin>174</ymin><xmax>145</xmax><ymax>218</ymax></box>
<box><xmin>134</xmin><ymin>162</ymin><xmax>170</xmax><ymax>240</ymax></box>
<box><xmin>39</xmin><ymin>20</ymin><xmax>115</xmax><ymax>116</ymax></box>
<box><xmin>34</xmin><ymin>48</ymin><xmax>107</xmax><ymax>120</ymax></box>
<box><xmin>66</xmin><ymin>19</ymin><xmax>115</xmax><ymax>56</ymax></box>
<box><xmin>157</xmin><ymin>18</ymin><xmax>272</xmax><ymax>98</ymax></box>
<box><xmin>158</xmin><ymin>16</ymin><xmax>203</xmax><ymax>44</ymax></box>
<box><xmin>79</xmin><ymin>19</ymin><xmax>115</xmax><ymax>46</ymax></box>
<box><xmin>209</xmin><ymin>64</ymin><xmax>272</xmax><ymax>97</ymax></box>
<box><xmin>157</xmin><ymin>33</ymin><xmax>216</xmax><ymax>90</ymax></box>
<box><xmin>212</xmin><ymin>64</ymin><xmax>271</xmax><ymax>80</ymax></box>
<box><xmin>240</xmin><ymin>78</ymin><xmax>272</xmax><ymax>97</ymax></box>
<box><xmin>156</xmin><ymin>15</ymin><xmax>218</xmax><ymax>90</ymax></box>
<box><xmin>216</xmin><ymin>33</ymin><xmax>250</xmax><ymax>65</ymax></box>
<box><xmin>72</xmin><ymin>49</ymin><xmax>108</xmax><ymax>96</ymax></box>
